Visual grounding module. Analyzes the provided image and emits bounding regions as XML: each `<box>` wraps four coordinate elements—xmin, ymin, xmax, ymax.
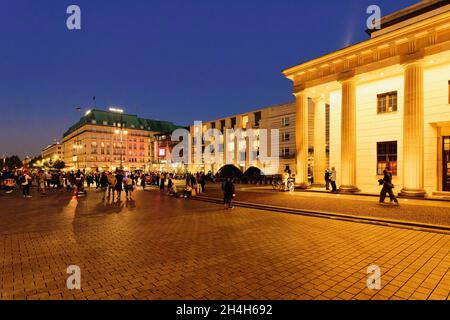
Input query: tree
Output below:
<box><xmin>5</xmin><ymin>156</ymin><xmax>22</xmax><ymax>170</ymax></box>
<box><xmin>29</xmin><ymin>156</ymin><xmax>43</xmax><ymax>168</ymax></box>
<box><xmin>52</xmin><ymin>160</ymin><xmax>66</xmax><ymax>171</ymax></box>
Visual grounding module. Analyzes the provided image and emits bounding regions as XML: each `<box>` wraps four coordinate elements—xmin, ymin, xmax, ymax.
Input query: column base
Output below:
<box><xmin>295</xmin><ymin>182</ymin><xmax>311</xmax><ymax>190</ymax></box>
<box><xmin>311</xmin><ymin>183</ymin><xmax>325</xmax><ymax>188</ymax></box>
<box><xmin>399</xmin><ymin>188</ymin><xmax>426</xmax><ymax>198</ymax></box>
<box><xmin>338</xmin><ymin>185</ymin><xmax>360</xmax><ymax>193</ymax></box>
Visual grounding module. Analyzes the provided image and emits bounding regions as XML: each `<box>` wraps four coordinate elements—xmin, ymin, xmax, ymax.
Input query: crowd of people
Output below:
<box><xmin>1</xmin><ymin>165</ymin><xmax>398</xmax><ymax>207</ymax></box>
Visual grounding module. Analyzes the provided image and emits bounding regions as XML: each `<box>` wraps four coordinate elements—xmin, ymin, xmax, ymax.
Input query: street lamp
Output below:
<box><xmin>73</xmin><ymin>141</ymin><xmax>83</xmax><ymax>170</ymax></box>
<box><xmin>114</xmin><ymin>127</ymin><xmax>128</xmax><ymax>170</ymax></box>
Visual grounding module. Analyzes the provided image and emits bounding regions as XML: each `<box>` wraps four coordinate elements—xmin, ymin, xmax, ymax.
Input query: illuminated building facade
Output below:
<box><xmin>188</xmin><ymin>102</ymin><xmax>321</xmax><ymax>176</ymax></box>
<box><xmin>62</xmin><ymin>109</ymin><xmax>179</xmax><ymax>172</ymax></box>
<box><xmin>283</xmin><ymin>0</ymin><xmax>450</xmax><ymax>195</ymax></box>
<box><xmin>41</xmin><ymin>142</ymin><xmax>63</xmax><ymax>162</ymax></box>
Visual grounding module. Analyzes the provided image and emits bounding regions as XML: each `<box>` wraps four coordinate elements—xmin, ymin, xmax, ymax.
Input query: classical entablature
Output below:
<box><xmin>283</xmin><ymin>9</ymin><xmax>450</xmax><ymax>94</ymax></box>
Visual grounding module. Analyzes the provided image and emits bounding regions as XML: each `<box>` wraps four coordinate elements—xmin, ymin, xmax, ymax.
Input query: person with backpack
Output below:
<box><xmin>124</xmin><ymin>174</ymin><xmax>134</xmax><ymax>200</ymax></box>
<box><xmin>115</xmin><ymin>170</ymin><xmax>124</xmax><ymax>201</ymax></box>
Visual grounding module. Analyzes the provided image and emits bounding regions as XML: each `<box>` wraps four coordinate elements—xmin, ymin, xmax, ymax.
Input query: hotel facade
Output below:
<box><xmin>283</xmin><ymin>0</ymin><xmax>450</xmax><ymax>196</ymax></box>
<box><xmin>62</xmin><ymin>109</ymin><xmax>179</xmax><ymax>172</ymax></box>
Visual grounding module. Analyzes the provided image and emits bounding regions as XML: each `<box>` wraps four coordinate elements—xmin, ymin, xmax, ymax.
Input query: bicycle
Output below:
<box><xmin>272</xmin><ymin>179</ymin><xmax>295</xmax><ymax>192</ymax></box>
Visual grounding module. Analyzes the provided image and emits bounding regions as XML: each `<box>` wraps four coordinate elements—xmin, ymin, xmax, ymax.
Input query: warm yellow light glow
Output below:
<box><xmin>109</xmin><ymin>107</ymin><xmax>124</xmax><ymax>113</ymax></box>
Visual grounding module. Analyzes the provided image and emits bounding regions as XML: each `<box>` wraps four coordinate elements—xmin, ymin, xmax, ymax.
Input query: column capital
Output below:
<box><xmin>293</xmin><ymin>82</ymin><xmax>307</xmax><ymax>96</ymax></box>
<box><xmin>310</xmin><ymin>94</ymin><xmax>329</xmax><ymax>104</ymax></box>
<box><xmin>337</xmin><ymin>70</ymin><xmax>356</xmax><ymax>83</ymax></box>
<box><xmin>400</xmin><ymin>51</ymin><xmax>425</xmax><ymax>67</ymax></box>
<box><xmin>293</xmin><ymin>89</ymin><xmax>307</xmax><ymax>98</ymax></box>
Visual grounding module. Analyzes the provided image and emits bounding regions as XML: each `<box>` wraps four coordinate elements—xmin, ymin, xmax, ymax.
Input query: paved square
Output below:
<box><xmin>0</xmin><ymin>187</ymin><xmax>449</xmax><ymax>300</ymax></box>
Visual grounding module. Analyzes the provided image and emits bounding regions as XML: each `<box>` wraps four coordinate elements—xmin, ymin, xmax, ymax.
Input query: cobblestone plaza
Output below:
<box><xmin>0</xmin><ymin>186</ymin><xmax>448</xmax><ymax>300</ymax></box>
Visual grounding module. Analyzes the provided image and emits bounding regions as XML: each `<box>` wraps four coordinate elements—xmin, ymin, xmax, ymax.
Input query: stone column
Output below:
<box><xmin>339</xmin><ymin>78</ymin><xmax>359</xmax><ymax>193</ymax></box>
<box><xmin>312</xmin><ymin>98</ymin><xmax>327</xmax><ymax>187</ymax></box>
<box><xmin>295</xmin><ymin>91</ymin><xmax>309</xmax><ymax>188</ymax></box>
<box><xmin>400</xmin><ymin>61</ymin><xmax>426</xmax><ymax>197</ymax></box>
<box><xmin>222</xmin><ymin>118</ymin><xmax>232</xmax><ymax>166</ymax></box>
<box><xmin>234</xmin><ymin>116</ymin><xmax>242</xmax><ymax>169</ymax></box>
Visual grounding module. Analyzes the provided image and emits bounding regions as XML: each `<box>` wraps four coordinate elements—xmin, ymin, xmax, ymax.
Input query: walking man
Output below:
<box><xmin>222</xmin><ymin>177</ymin><xmax>235</xmax><ymax>209</ymax></box>
<box><xmin>379</xmin><ymin>167</ymin><xmax>399</xmax><ymax>205</ymax></box>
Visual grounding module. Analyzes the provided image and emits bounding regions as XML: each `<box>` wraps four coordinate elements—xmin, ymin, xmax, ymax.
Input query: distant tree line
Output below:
<box><xmin>0</xmin><ymin>155</ymin><xmax>65</xmax><ymax>171</ymax></box>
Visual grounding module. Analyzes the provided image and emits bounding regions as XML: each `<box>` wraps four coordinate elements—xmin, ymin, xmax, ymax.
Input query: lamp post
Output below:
<box><xmin>73</xmin><ymin>140</ymin><xmax>83</xmax><ymax>170</ymax></box>
<box><xmin>114</xmin><ymin>125</ymin><xmax>128</xmax><ymax>170</ymax></box>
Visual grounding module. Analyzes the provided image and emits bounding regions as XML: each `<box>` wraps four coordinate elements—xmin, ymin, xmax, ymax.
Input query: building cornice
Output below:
<box><xmin>283</xmin><ymin>10</ymin><xmax>450</xmax><ymax>90</ymax></box>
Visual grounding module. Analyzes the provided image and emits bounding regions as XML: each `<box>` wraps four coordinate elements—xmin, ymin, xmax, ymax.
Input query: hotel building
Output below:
<box><xmin>62</xmin><ymin>109</ymin><xmax>179</xmax><ymax>172</ymax></box>
<box><xmin>283</xmin><ymin>0</ymin><xmax>450</xmax><ymax>196</ymax></box>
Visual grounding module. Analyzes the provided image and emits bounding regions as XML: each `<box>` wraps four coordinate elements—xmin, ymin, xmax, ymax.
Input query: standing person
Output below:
<box><xmin>20</xmin><ymin>171</ymin><xmax>32</xmax><ymax>198</ymax></box>
<box><xmin>124</xmin><ymin>174</ymin><xmax>134</xmax><ymax>200</ymax></box>
<box><xmin>196</xmin><ymin>173</ymin><xmax>202</xmax><ymax>194</ymax></box>
<box><xmin>324</xmin><ymin>169</ymin><xmax>330</xmax><ymax>191</ymax></box>
<box><xmin>59</xmin><ymin>173</ymin><xmax>65</xmax><ymax>191</ymax></box>
<box><xmin>140</xmin><ymin>173</ymin><xmax>146</xmax><ymax>191</ymax></box>
<box><xmin>45</xmin><ymin>172</ymin><xmax>52</xmax><ymax>189</ymax></box>
<box><xmin>38</xmin><ymin>170</ymin><xmax>47</xmax><ymax>195</ymax></box>
<box><xmin>115</xmin><ymin>170</ymin><xmax>124</xmax><ymax>201</ymax></box>
<box><xmin>282</xmin><ymin>170</ymin><xmax>290</xmax><ymax>192</ymax></box>
<box><xmin>167</xmin><ymin>174</ymin><xmax>173</xmax><ymax>195</ymax></box>
<box><xmin>95</xmin><ymin>173</ymin><xmax>100</xmax><ymax>189</ymax></box>
<box><xmin>379</xmin><ymin>168</ymin><xmax>399</xmax><ymax>206</ymax></box>
<box><xmin>99</xmin><ymin>172</ymin><xmax>109</xmax><ymax>201</ymax></box>
<box><xmin>107</xmin><ymin>172</ymin><xmax>116</xmax><ymax>199</ymax></box>
<box><xmin>159</xmin><ymin>173</ymin><xmax>165</xmax><ymax>191</ymax></box>
<box><xmin>222</xmin><ymin>177</ymin><xmax>235</xmax><ymax>209</ymax></box>
<box><xmin>200</xmin><ymin>173</ymin><xmax>206</xmax><ymax>193</ymax></box>
<box><xmin>86</xmin><ymin>174</ymin><xmax>93</xmax><ymax>188</ymax></box>
<box><xmin>330</xmin><ymin>167</ymin><xmax>337</xmax><ymax>193</ymax></box>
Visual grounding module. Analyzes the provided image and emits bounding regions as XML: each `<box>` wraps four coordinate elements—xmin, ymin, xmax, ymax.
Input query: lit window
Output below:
<box><xmin>377</xmin><ymin>141</ymin><xmax>397</xmax><ymax>175</ymax></box>
<box><xmin>282</xmin><ymin>148</ymin><xmax>290</xmax><ymax>157</ymax></box>
<box><xmin>282</xmin><ymin>132</ymin><xmax>290</xmax><ymax>142</ymax></box>
<box><xmin>377</xmin><ymin>91</ymin><xmax>398</xmax><ymax>114</ymax></box>
<box><xmin>282</xmin><ymin>117</ymin><xmax>290</xmax><ymax>127</ymax></box>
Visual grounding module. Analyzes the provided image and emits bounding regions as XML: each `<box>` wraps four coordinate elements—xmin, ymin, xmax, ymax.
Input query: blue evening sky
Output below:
<box><xmin>0</xmin><ymin>0</ymin><xmax>418</xmax><ymax>157</ymax></box>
